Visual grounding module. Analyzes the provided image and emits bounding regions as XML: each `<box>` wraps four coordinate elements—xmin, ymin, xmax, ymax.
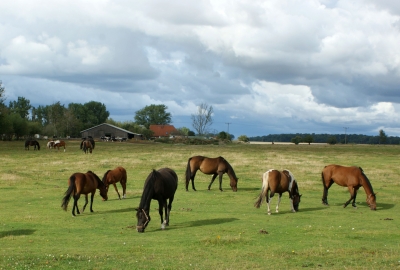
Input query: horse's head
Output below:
<box><xmin>135</xmin><ymin>208</ymin><xmax>150</xmax><ymax>233</ymax></box>
<box><xmin>367</xmin><ymin>193</ymin><xmax>377</xmax><ymax>210</ymax></box>
<box><xmin>230</xmin><ymin>177</ymin><xmax>238</xmax><ymax>192</ymax></box>
<box><xmin>292</xmin><ymin>193</ymin><xmax>302</xmax><ymax>212</ymax></box>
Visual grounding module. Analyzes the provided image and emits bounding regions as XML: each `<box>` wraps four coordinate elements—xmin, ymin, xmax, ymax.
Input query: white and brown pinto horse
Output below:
<box><xmin>254</xmin><ymin>169</ymin><xmax>301</xmax><ymax>215</ymax></box>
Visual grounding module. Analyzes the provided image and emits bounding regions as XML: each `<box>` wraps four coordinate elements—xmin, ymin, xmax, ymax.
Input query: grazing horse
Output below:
<box><xmin>102</xmin><ymin>166</ymin><xmax>127</xmax><ymax>200</ymax></box>
<box><xmin>321</xmin><ymin>164</ymin><xmax>377</xmax><ymax>210</ymax></box>
<box><xmin>81</xmin><ymin>140</ymin><xmax>93</xmax><ymax>154</ymax></box>
<box><xmin>80</xmin><ymin>137</ymin><xmax>95</xmax><ymax>150</ymax></box>
<box><xmin>61</xmin><ymin>171</ymin><xmax>108</xmax><ymax>217</ymax></box>
<box><xmin>254</xmin><ymin>169</ymin><xmax>302</xmax><ymax>215</ymax></box>
<box><xmin>185</xmin><ymin>156</ymin><xmax>238</xmax><ymax>192</ymax></box>
<box><xmin>53</xmin><ymin>140</ymin><xmax>66</xmax><ymax>152</ymax></box>
<box><xmin>24</xmin><ymin>140</ymin><xmax>40</xmax><ymax>150</ymax></box>
<box><xmin>135</xmin><ymin>168</ymin><xmax>178</xmax><ymax>233</ymax></box>
<box><xmin>47</xmin><ymin>141</ymin><xmax>55</xmax><ymax>149</ymax></box>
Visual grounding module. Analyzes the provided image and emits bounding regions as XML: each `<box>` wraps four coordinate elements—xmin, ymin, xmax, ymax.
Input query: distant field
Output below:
<box><xmin>0</xmin><ymin>140</ymin><xmax>399</xmax><ymax>269</ymax></box>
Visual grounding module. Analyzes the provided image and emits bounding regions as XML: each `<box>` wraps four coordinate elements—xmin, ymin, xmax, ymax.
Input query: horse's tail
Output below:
<box><xmin>80</xmin><ymin>140</ymin><xmax>83</xmax><ymax>150</ymax></box>
<box><xmin>61</xmin><ymin>175</ymin><xmax>76</xmax><ymax>211</ymax></box>
<box><xmin>254</xmin><ymin>171</ymin><xmax>270</xmax><ymax>208</ymax></box>
<box><xmin>185</xmin><ymin>157</ymin><xmax>192</xmax><ymax>186</ymax></box>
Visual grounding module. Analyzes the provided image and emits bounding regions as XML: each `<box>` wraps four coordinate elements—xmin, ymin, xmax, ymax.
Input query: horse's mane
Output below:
<box><xmin>102</xmin><ymin>170</ymin><xmax>111</xmax><ymax>183</ymax></box>
<box><xmin>139</xmin><ymin>169</ymin><xmax>158</xmax><ymax>209</ymax></box>
<box><xmin>88</xmin><ymin>171</ymin><xmax>105</xmax><ymax>188</ymax></box>
<box><xmin>359</xmin><ymin>167</ymin><xmax>374</xmax><ymax>194</ymax></box>
<box><xmin>224</xmin><ymin>158</ymin><xmax>238</xmax><ymax>180</ymax></box>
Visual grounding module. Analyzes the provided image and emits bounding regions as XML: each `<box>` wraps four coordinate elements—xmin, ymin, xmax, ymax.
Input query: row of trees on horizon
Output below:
<box><xmin>0</xmin><ymin>80</ymin><xmax>224</xmax><ymax>140</ymax></box>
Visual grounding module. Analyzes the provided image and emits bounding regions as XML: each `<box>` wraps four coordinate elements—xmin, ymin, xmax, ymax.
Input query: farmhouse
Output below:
<box><xmin>80</xmin><ymin>123</ymin><xmax>143</xmax><ymax>140</ymax></box>
<box><xmin>149</xmin><ymin>124</ymin><xmax>179</xmax><ymax>138</ymax></box>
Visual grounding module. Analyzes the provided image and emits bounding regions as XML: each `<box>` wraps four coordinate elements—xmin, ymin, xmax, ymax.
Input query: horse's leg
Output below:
<box><xmin>121</xmin><ymin>181</ymin><xmax>126</xmax><ymax>199</ymax></box>
<box><xmin>191</xmin><ymin>171</ymin><xmax>197</xmax><ymax>191</ymax></box>
<box><xmin>276</xmin><ymin>194</ymin><xmax>282</xmax><ymax>213</ymax></box>
<box><xmin>351</xmin><ymin>187</ymin><xmax>360</xmax><ymax>208</ymax></box>
<box><xmin>158</xmin><ymin>200</ymin><xmax>166</xmax><ymax>229</ymax></box>
<box><xmin>207</xmin><ymin>174</ymin><xmax>218</xmax><ymax>190</ymax></box>
<box><xmin>166</xmin><ymin>197</ymin><xmax>174</xmax><ymax>226</ymax></box>
<box><xmin>113</xmin><ymin>183</ymin><xmax>121</xmax><ymax>199</ymax></box>
<box><xmin>344</xmin><ymin>186</ymin><xmax>357</xmax><ymax>208</ymax></box>
<box><xmin>73</xmin><ymin>194</ymin><xmax>81</xmax><ymax>216</ymax></box>
<box><xmin>322</xmin><ymin>180</ymin><xmax>334</xmax><ymax>205</ymax></box>
<box><xmin>89</xmin><ymin>192</ymin><xmax>95</xmax><ymax>212</ymax></box>
<box><xmin>288</xmin><ymin>193</ymin><xmax>296</xmax><ymax>213</ymax></box>
<box><xmin>266</xmin><ymin>191</ymin><xmax>272</xmax><ymax>215</ymax></box>
<box><xmin>218</xmin><ymin>173</ymin><xmax>224</xmax><ymax>192</ymax></box>
<box><xmin>82</xmin><ymin>194</ymin><xmax>89</xmax><ymax>212</ymax></box>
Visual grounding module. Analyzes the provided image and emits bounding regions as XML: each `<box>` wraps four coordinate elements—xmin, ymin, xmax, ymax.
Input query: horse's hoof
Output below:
<box><xmin>267</xmin><ymin>212</ymin><xmax>271</xmax><ymax>215</ymax></box>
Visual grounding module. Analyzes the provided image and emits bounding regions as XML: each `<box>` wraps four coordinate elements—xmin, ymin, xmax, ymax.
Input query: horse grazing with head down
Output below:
<box><xmin>61</xmin><ymin>171</ymin><xmax>108</xmax><ymax>217</ymax></box>
<box><xmin>102</xmin><ymin>166</ymin><xmax>127</xmax><ymax>200</ymax></box>
<box><xmin>135</xmin><ymin>168</ymin><xmax>178</xmax><ymax>233</ymax></box>
<box><xmin>185</xmin><ymin>156</ymin><xmax>238</xmax><ymax>192</ymax></box>
<box><xmin>81</xmin><ymin>140</ymin><xmax>93</xmax><ymax>154</ymax></box>
<box><xmin>53</xmin><ymin>140</ymin><xmax>66</xmax><ymax>152</ymax></box>
<box><xmin>254</xmin><ymin>169</ymin><xmax>302</xmax><ymax>215</ymax></box>
<box><xmin>25</xmin><ymin>140</ymin><xmax>40</xmax><ymax>150</ymax></box>
<box><xmin>321</xmin><ymin>164</ymin><xmax>377</xmax><ymax>210</ymax></box>
<box><xmin>47</xmin><ymin>141</ymin><xmax>55</xmax><ymax>149</ymax></box>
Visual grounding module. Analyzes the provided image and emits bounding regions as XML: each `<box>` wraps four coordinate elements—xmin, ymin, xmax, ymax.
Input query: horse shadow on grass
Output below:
<box><xmin>166</xmin><ymin>217</ymin><xmax>239</xmax><ymax>231</ymax></box>
<box><xmin>0</xmin><ymin>229</ymin><xmax>35</xmax><ymax>238</ymax></box>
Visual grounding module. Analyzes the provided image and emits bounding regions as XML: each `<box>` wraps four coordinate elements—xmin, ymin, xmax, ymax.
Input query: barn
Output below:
<box><xmin>80</xmin><ymin>123</ymin><xmax>143</xmax><ymax>140</ymax></box>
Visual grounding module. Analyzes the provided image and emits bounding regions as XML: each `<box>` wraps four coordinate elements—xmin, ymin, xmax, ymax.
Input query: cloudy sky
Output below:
<box><xmin>1</xmin><ymin>0</ymin><xmax>400</xmax><ymax>138</ymax></box>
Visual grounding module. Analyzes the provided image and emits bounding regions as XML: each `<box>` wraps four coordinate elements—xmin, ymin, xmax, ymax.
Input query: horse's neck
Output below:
<box><xmin>139</xmin><ymin>181</ymin><xmax>155</xmax><ymax>210</ymax></box>
<box><xmin>360</xmin><ymin>175</ymin><xmax>374</xmax><ymax>196</ymax></box>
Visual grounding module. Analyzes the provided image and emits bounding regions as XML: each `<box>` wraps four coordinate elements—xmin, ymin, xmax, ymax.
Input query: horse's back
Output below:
<box><xmin>157</xmin><ymin>168</ymin><xmax>178</xmax><ymax>196</ymax></box>
<box><xmin>265</xmin><ymin>169</ymin><xmax>290</xmax><ymax>193</ymax></box>
<box><xmin>323</xmin><ymin>164</ymin><xmax>362</xmax><ymax>186</ymax></box>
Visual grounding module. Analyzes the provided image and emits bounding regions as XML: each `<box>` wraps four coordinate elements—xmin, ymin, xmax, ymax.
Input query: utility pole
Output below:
<box><xmin>225</xmin><ymin>122</ymin><xmax>231</xmax><ymax>134</ymax></box>
<box><xmin>343</xmin><ymin>127</ymin><xmax>349</xmax><ymax>144</ymax></box>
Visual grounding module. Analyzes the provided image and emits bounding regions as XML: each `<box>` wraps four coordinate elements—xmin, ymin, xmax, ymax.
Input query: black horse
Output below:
<box><xmin>135</xmin><ymin>168</ymin><xmax>178</xmax><ymax>233</ymax></box>
<box><xmin>25</xmin><ymin>140</ymin><xmax>40</xmax><ymax>150</ymax></box>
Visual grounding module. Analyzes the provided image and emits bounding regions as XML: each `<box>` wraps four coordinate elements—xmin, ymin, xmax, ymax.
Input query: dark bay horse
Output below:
<box><xmin>81</xmin><ymin>140</ymin><xmax>93</xmax><ymax>154</ymax></box>
<box><xmin>254</xmin><ymin>169</ymin><xmax>302</xmax><ymax>215</ymax></box>
<box><xmin>102</xmin><ymin>166</ymin><xmax>127</xmax><ymax>200</ymax></box>
<box><xmin>80</xmin><ymin>137</ymin><xmax>95</xmax><ymax>150</ymax></box>
<box><xmin>185</xmin><ymin>156</ymin><xmax>238</xmax><ymax>192</ymax></box>
<box><xmin>24</xmin><ymin>140</ymin><xmax>40</xmax><ymax>150</ymax></box>
<box><xmin>321</xmin><ymin>164</ymin><xmax>377</xmax><ymax>210</ymax></box>
<box><xmin>135</xmin><ymin>168</ymin><xmax>178</xmax><ymax>233</ymax></box>
<box><xmin>54</xmin><ymin>140</ymin><xmax>66</xmax><ymax>152</ymax></box>
<box><xmin>61</xmin><ymin>171</ymin><xmax>108</xmax><ymax>216</ymax></box>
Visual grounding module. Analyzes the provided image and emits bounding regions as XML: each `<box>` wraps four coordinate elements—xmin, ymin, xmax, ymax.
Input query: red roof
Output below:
<box><xmin>149</xmin><ymin>125</ymin><xmax>178</xmax><ymax>137</ymax></box>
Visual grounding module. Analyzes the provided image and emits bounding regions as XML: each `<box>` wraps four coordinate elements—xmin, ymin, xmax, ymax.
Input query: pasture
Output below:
<box><xmin>0</xmin><ymin>140</ymin><xmax>399</xmax><ymax>269</ymax></box>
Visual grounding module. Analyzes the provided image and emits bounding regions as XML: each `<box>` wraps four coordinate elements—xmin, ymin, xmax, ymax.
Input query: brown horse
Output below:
<box><xmin>81</xmin><ymin>140</ymin><xmax>93</xmax><ymax>154</ymax></box>
<box><xmin>185</xmin><ymin>156</ymin><xmax>238</xmax><ymax>192</ymax></box>
<box><xmin>254</xmin><ymin>169</ymin><xmax>302</xmax><ymax>215</ymax></box>
<box><xmin>102</xmin><ymin>166</ymin><xmax>127</xmax><ymax>200</ymax></box>
<box><xmin>135</xmin><ymin>168</ymin><xmax>178</xmax><ymax>233</ymax></box>
<box><xmin>61</xmin><ymin>171</ymin><xmax>108</xmax><ymax>216</ymax></box>
<box><xmin>24</xmin><ymin>140</ymin><xmax>40</xmax><ymax>150</ymax></box>
<box><xmin>321</xmin><ymin>164</ymin><xmax>376</xmax><ymax>210</ymax></box>
<box><xmin>54</xmin><ymin>140</ymin><xmax>66</xmax><ymax>152</ymax></box>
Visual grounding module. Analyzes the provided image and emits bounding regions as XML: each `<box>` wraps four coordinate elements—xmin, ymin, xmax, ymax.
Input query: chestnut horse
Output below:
<box><xmin>61</xmin><ymin>171</ymin><xmax>108</xmax><ymax>216</ymax></box>
<box><xmin>135</xmin><ymin>168</ymin><xmax>178</xmax><ymax>233</ymax></box>
<box><xmin>24</xmin><ymin>140</ymin><xmax>40</xmax><ymax>150</ymax></box>
<box><xmin>81</xmin><ymin>140</ymin><xmax>93</xmax><ymax>154</ymax></box>
<box><xmin>54</xmin><ymin>140</ymin><xmax>66</xmax><ymax>152</ymax></box>
<box><xmin>102</xmin><ymin>166</ymin><xmax>127</xmax><ymax>200</ymax></box>
<box><xmin>185</xmin><ymin>156</ymin><xmax>238</xmax><ymax>192</ymax></box>
<box><xmin>254</xmin><ymin>169</ymin><xmax>302</xmax><ymax>215</ymax></box>
<box><xmin>321</xmin><ymin>164</ymin><xmax>376</xmax><ymax>210</ymax></box>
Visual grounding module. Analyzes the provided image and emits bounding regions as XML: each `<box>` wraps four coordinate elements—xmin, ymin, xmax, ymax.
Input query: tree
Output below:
<box><xmin>191</xmin><ymin>103</ymin><xmax>213</xmax><ymax>135</ymax></box>
<box><xmin>134</xmin><ymin>104</ymin><xmax>171</xmax><ymax>129</ymax></box>
<box><xmin>217</xmin><ymin>131</ymin><xmax>229</xmax><ymax>140</ymax></box>
<box><xmin>379</xmin><ymin>129</ymin><xmax>387</xmax><ymax>144</ymax></box>
<box><xmin>0</xmin><ymin>80</ymin><xmax>5</xmax><ymax>106</ymax></box>
<box><xmin>238</xmin><ymin>135</ymin><xmax>249</xmax><ymax>142</ymax></box>
<box><xmin>177</xmin><ymin>127</ymin><xmax>190</xmax><ymax>136</ymax></box>
<box><xmin>291</xmin><ymin>136</ymin><xmax>302</xmax><ymax>145</ymax></box>
<box><xmin>83</xmin><ymin>101</ymin><xmax>110</xmax><ymax>128</ymax></box>
<box><xmin>9</xmin><ymin>96</ymin><xmax>32</xmax><ymax>119</ymax></box>
<box><xmin>327</xmin><ymin>136</ymin><xmax>337</xmax><ymax>145</ymax></box>
<box><xmin>303</xmin><ymin>134</ymin><xmax>314</xmax><ymax>145</ymax></box>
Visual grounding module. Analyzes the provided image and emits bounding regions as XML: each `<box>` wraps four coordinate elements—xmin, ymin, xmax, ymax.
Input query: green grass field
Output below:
<box><xmin>0</xmin><ymin>140</ymin><xmax>399</xmax><ymax>269</ymax></box>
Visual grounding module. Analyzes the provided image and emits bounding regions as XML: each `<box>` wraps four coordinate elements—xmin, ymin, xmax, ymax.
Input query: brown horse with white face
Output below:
<box><xmin>102</xmin><ymin>166</ymin><xmax>127</xmax><ymax>200</ymax></box>
<box><xmin>61</xmin><ymin>171</ymin><xmax>108</xmax><ymax>217</ymax></box>
<box><xmin>185</xmin><ymin>156</ymin><xmax>238</xmax><ymax>192</ymax></box>
<box><xmin>254</xmin><ymin>169</ymin><xmax>302</xmax><ymax>215</ymax></box>
<box><xmin>321</xmin><ymin>164</ymin><xmax>376</xmax><ymax>210</ymax></box>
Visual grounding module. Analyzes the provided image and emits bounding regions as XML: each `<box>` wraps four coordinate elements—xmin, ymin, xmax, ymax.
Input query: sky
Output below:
<box><xmin>1</xmin><ymin>0</ymin><xmax>400</xmax><ymax>138</ymax></box>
